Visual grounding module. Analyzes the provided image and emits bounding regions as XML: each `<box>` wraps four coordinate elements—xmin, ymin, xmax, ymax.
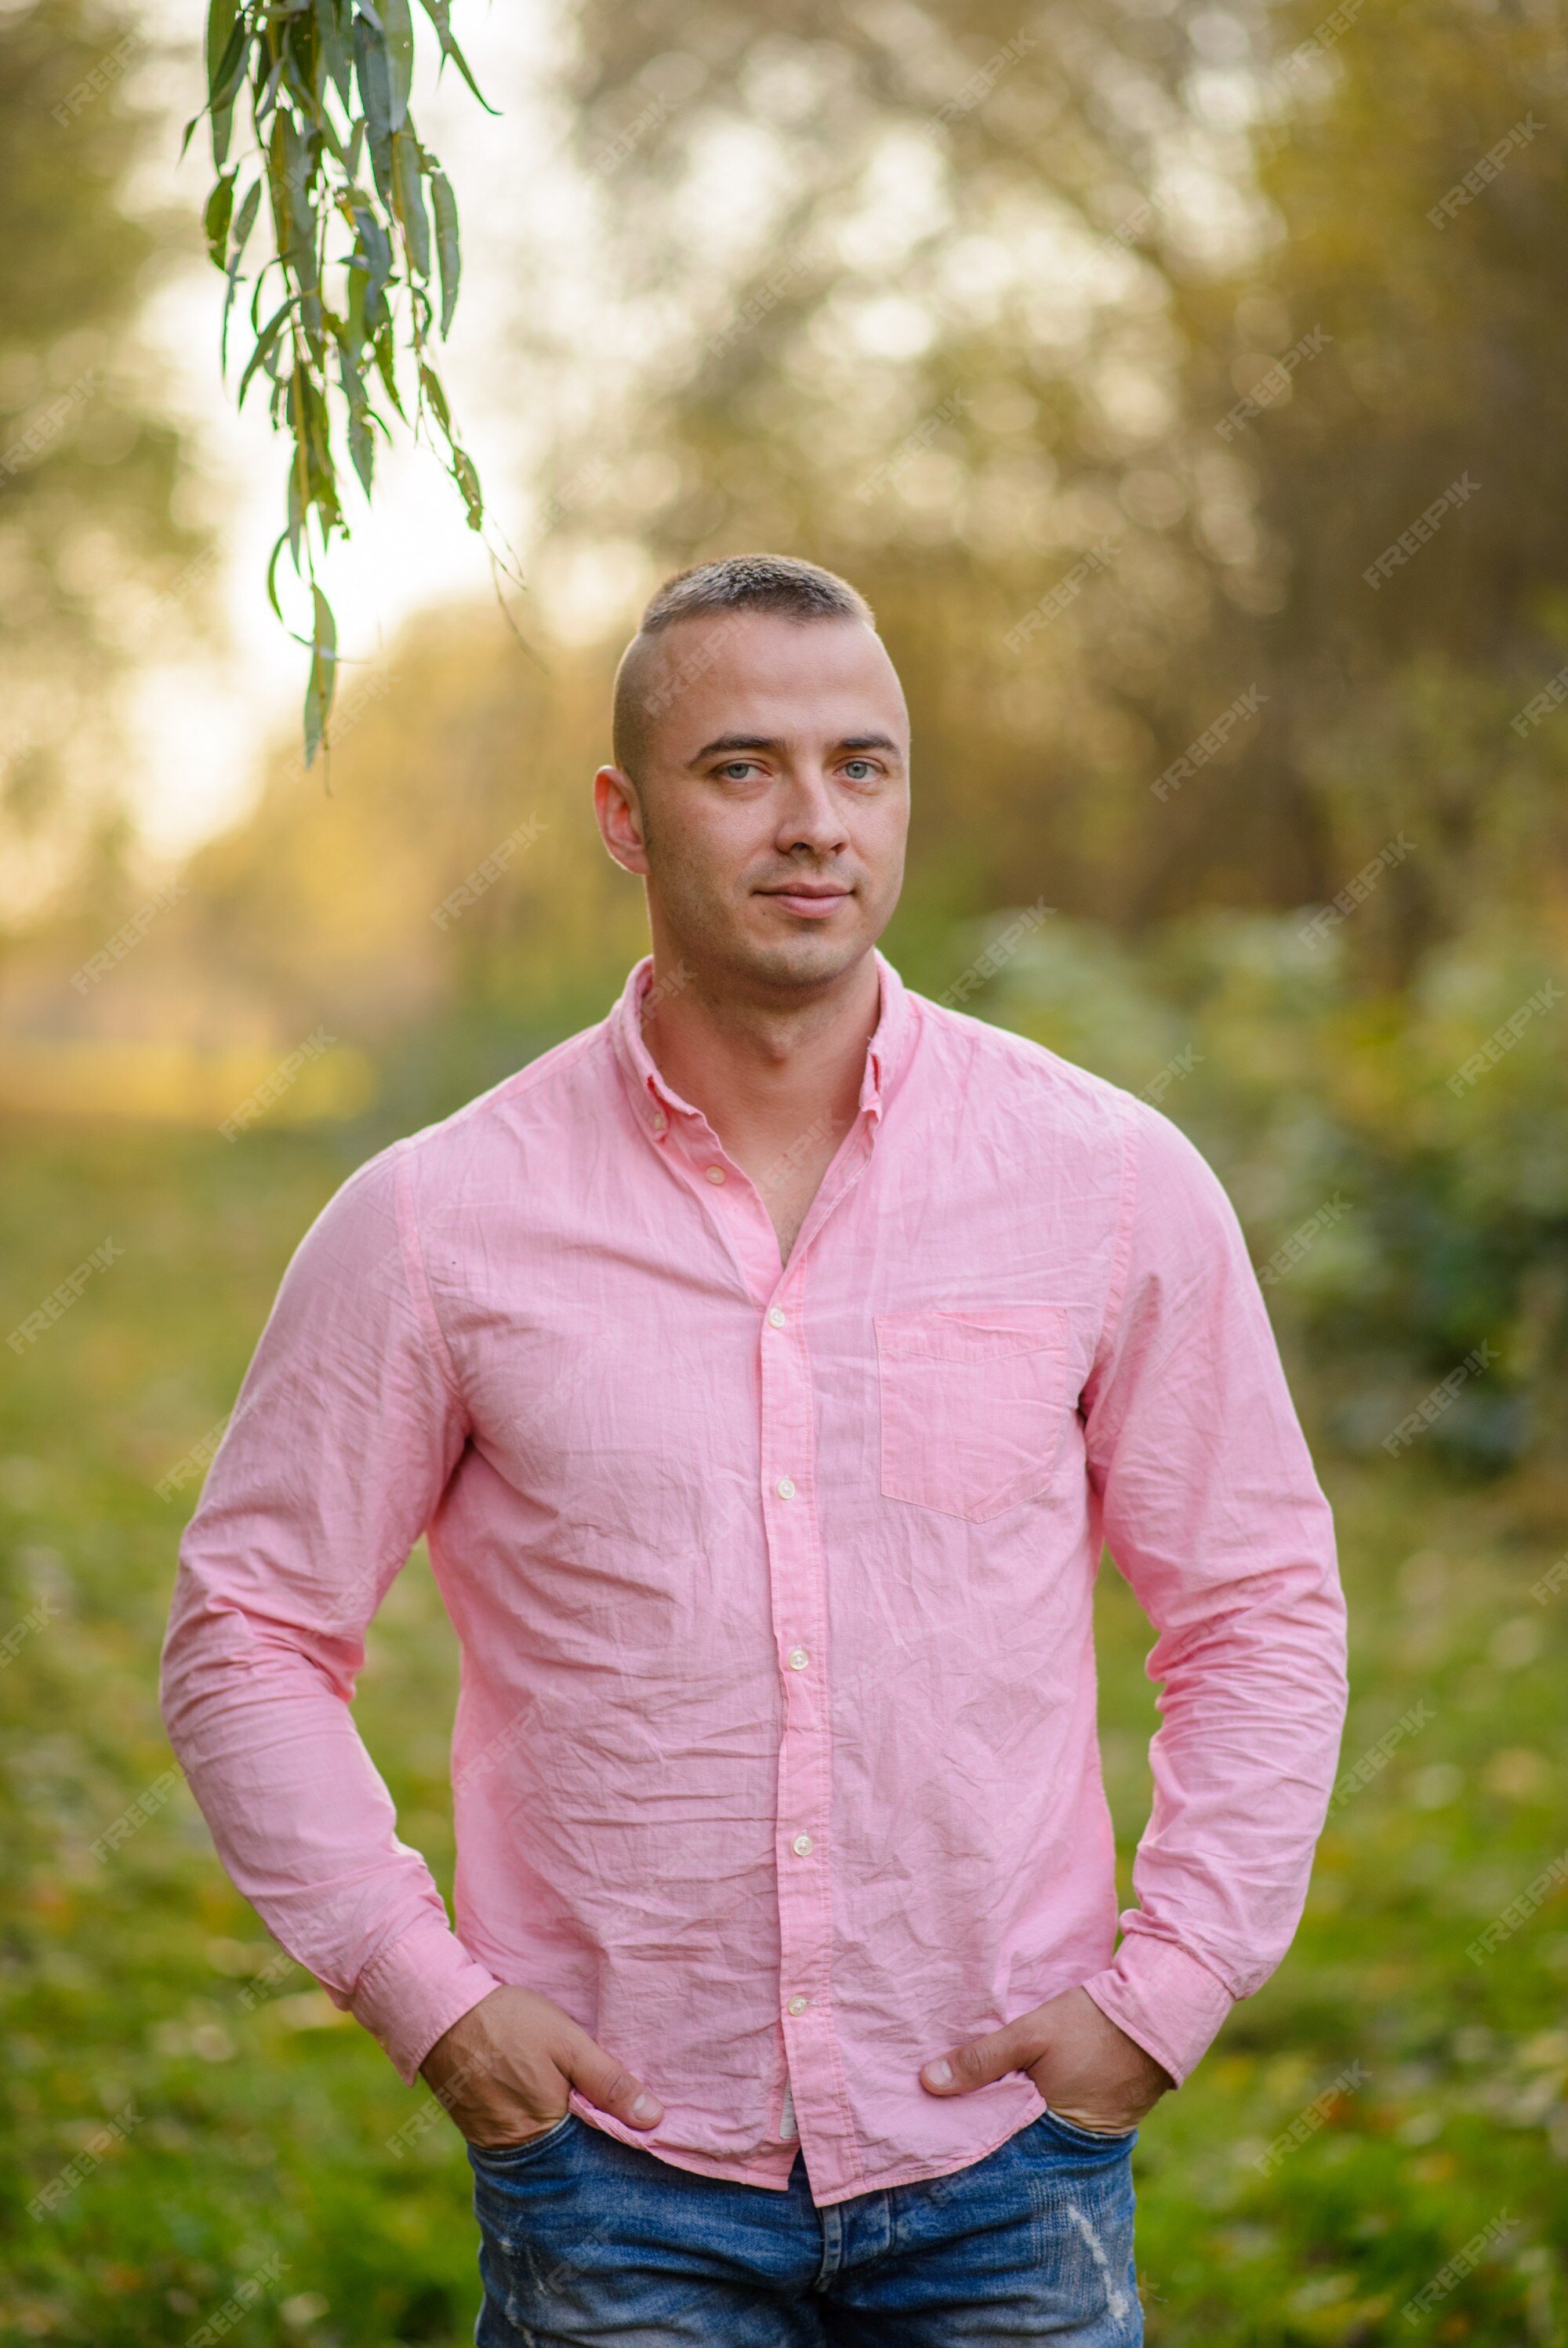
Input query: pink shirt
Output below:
<box><xmin>161</xmin><ymin>953</ymin><xmax>1346</xmax><ymax>2207</ymax></box>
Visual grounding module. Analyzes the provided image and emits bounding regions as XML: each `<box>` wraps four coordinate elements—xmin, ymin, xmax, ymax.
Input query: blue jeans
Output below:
<box><xmin>468</xmin><ymin>2110</ymin><xmax>1141</xmax><ymax>2345</ymax></box>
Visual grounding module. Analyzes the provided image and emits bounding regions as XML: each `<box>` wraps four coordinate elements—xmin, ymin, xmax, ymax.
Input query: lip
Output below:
<box><xmin>757</xmin><ymin>884</ymin><xmax>854</xmax><ymax>918</ymax></box>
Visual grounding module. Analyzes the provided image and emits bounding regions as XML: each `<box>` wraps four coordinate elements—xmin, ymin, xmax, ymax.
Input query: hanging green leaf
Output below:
<box><xmin>380</xmin><ymin>0</ymin><xmax>414</xmax><ymax>129</ymax></box>
<box><xmin>237</xmin><ymin>303</ymin><xmax>296</xmax><ymax>413</ymax></box>
<box><xmin>452</xmin><ymin>444</ymin><xmax>483</xmax><ymax>530</ymax></box>
<box><xmin>303</xmin><ymin>583</ymin><xmax>338</xmax><ymax>767</ymax></box>
<box><xmin>237</xmin><ymin>297</ymin><xmax>293</xmax><ymax>406</ymax></box>
<box><xmin>189</xmin><ymin>0</ymin><xmax>512</xmax><ymax>764</ymax></box>
<box><xmin>205</xmin><ymin>0</ymin><xmax>240</xmax><ymax>94</ymax></box>
<box><xmin>204</xmin><ymin>169</ymin><xmax>237</xmax><ymax>267</ymax></box>
<box><xmin>416</xmin><ymin>357</ymin><xmax>449</xmax><ymax>435</ymax></box>
<box><xmin>220</xmin><ymin>178</ymin><xmax>262</xmax><ymax>362</ymax></box>
<box><xmin>390</xmin><ymin>128</ymin><xmax>430</xmax><ymax>278</ymax></box>
<box><xmin>346</xmin><ymin>398</ymin><xmax>376</xmax><ymax>497</ymax></box>
<box><xmin>314</xmin><ymin>0</ymin><xmax>352</xmax><ymax>111</ymax></box>
<box><xmin>416</xmin><ymin>0</ymin><xmax>498</xmax><ymax>114</ymax></box>
<box><xmin>372</xmin><ymin>318</ymin><xmax>405</xmax><ymax>416</ymax></box>
<box><xmin>430</xmin><ymin>167</ymin><xmax>459</xmax><ymax>334</ymax></box>
<box><xmin>352</xmin><ymin>10</ymin><xmax>394</xmax><ymax>203</ymax></box>
<box><xmin>199</xmin><ymin>0</ymin><xmax>245</xmax><ymax>162</ymax></box>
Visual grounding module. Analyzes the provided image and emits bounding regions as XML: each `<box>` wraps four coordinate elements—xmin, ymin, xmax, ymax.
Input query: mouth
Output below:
<box><xmin>756</xmin><ymin>882</ymin><xmax>855</xmax><ymax>920</ymax></box>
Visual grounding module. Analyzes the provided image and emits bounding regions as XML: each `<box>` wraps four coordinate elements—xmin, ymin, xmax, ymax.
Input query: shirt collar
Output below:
<box><xmin>608</xmin><ymin>949</ymin><xmax>912</xmax><ymax>1139</ymax></box>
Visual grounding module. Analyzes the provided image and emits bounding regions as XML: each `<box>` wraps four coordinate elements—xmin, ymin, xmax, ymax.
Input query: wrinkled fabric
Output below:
<box><xmin>160</xmin><ymin>953</ymin><xmax>1346</xmax><ymax>2208</ymax></box>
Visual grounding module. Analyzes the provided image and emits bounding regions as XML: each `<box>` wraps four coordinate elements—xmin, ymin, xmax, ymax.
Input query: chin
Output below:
<box><xmin>731</xmin><ymin>921</ymin><xmax>866</xmax><ymax>991</ymax></box>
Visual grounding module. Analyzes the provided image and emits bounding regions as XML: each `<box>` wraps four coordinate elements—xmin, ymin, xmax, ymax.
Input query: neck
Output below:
<box><xmin>639</xmin><ymin>942</ymin><xmax>880</xmax><ymax>1185</ymax></box>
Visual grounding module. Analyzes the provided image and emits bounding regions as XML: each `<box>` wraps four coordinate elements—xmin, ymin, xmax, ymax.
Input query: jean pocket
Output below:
<box><xmin>1036</xmin><ymin>2107</ymin><xmax>1138</xmax><ymax>2151</ymax></box>
<box><xmin>876</xmin><ymin>1306</ymin><xmax>1077</xmax><ymax>1522</ymax></box>
<box><xmin>466</xmin><ymin>2112</ymin><xmax>577</xmax><ymax>2168</ymax></box>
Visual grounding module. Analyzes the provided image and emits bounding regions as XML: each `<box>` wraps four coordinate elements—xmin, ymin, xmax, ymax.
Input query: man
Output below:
<box><xmin>162</xmin><ymin>553</ymin><xmax>1347</xmax><ymax>2344</ymax></box>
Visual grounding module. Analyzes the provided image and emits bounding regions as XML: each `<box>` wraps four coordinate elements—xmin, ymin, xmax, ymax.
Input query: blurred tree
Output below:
<box><xmin>542</xmin><ymin>0</ymin><xmax>1567</xmax><ymax>981</ymax></box>
<box><xmin>174</xmin><ymin>604</ymin><xmax>644</xmax><ymax>1092</ymax></box>
<box><xmin>0</xmin><ymin>0</ymin><xmax>202</xmax><ymax>909</ymax></box>
<box><xmin>547</xmin><ymin>0</ymin><xmax>1293</xmax><ymax>948</ymax></box>
<box><xmin>1169</xmin><ymin>0</ymin><xmax>1568</xmax><ymax>975</ymax></box>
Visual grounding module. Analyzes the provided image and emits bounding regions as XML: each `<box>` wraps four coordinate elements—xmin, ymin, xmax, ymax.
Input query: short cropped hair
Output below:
<box><xmin>640</xmin><ymin>553</ymin><xmax>874</xmax><ymax>635</ymax></box>
<box><xmin>612</xmin><ymin>553</ymin><xmax>876</xmax><ymax>778</ymax></box>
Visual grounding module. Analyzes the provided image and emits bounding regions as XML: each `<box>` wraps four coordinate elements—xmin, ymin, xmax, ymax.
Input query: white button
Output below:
<box><xmin>787</xmin><ymin>1647</ymin><xmax>809</xmax><ymax>1671</ymax></box>
<box><xmin>651</xmin><ymin>1109</ymin><xmax>666</xmax><ymax>1133</ymax></box>
<box><xmin>787</xmin><ymin>1995</ymin><xmax>809</xmax><ymax>2016</ymax></box>
<box><xmin>775</xmin><ymin>1476</ymin><xmax>796</xmax><ymax>1500</ymax></box>
<box><xmin>706</xmin><ymin>1165</ymin><xmax>726</xmax><ymax>1185</ymax></box>
<box><xmin>792</xmin><ymin>1834</ymin><xmax>814</xmax><ymax>1856</ymax></box>
<box><xmin>767</xmin><ymin>1306</ymin><xmax>786</xmax><ymax>1328</ymax></box>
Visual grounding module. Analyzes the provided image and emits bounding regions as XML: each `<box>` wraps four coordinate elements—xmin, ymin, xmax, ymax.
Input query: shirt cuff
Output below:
<box><xmin>347</xmin><ymin>1911</ymin><xmax>503</xmax><ymax>2085</ymax></box>
<box><xmin>1080</xmin><ymin>1932</ymin><xmax>1235</xmax><ymax>2088</ymax></box>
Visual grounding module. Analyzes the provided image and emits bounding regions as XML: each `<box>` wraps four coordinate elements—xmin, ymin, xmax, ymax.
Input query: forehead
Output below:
<box><xmin>643</xmin><ymin>611</ymin><xmax>907</xmax><ymax>758</ymax></box>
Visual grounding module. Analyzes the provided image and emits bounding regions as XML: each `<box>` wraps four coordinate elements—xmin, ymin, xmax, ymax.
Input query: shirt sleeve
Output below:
<box><xmin>158</xmin><ymin>1140</ymin><xmax>501</xmax><ymax>2084</ymax></box>
<box><xmin>1076</xmin><ymin>1098</ymin><xmax>1348</xmax><ymax>2087</ymax></box>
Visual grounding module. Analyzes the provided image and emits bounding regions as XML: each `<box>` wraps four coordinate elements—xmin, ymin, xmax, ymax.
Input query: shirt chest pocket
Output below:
<box><xmin>874</xmin><ymin>1306</ymin><xmax>1079</xmax><ymax>1523</ymax></box>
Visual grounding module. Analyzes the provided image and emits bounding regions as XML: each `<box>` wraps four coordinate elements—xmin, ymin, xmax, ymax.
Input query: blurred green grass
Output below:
<box><xmin>2</xmin><ymin>1122</ymin><xmax>1566</xmax><ymax>2346</ymax></box>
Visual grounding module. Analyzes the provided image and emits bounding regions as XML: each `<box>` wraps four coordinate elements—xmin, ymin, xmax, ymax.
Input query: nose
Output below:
<box><xmin>776</xmin><ymin>765</ymin><xmax>848</xmax><ymax>862</ymax></box>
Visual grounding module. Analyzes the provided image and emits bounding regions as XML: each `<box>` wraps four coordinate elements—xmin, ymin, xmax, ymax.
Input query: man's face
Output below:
<box><xmin>596</xmin><ymin>611</ymin><xmax>909</xmax><ymax>999</ymax></box>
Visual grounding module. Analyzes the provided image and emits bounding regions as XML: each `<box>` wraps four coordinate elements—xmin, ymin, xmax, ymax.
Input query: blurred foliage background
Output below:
<box><xmin>2</xmin><ymin>0</ymin><xmax>1566</xmax><ymax>2340</ymax></box>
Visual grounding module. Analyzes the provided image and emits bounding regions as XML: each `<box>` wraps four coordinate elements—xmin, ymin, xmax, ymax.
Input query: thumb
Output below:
<box><xmin>559</xmin><ymin>2027</ymin><xmax>664</xmax><ymax>2131</ymax></box>
<box><xmin>921</xmin><ymin>2018</ymin><xmax>1040</xmax><ymax>2098</ymax></box>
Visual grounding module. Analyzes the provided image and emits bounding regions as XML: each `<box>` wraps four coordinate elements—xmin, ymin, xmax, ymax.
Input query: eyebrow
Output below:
<box><xmin>691</xmin><ymin>734</ymin><xmax>777</xmax><ymax>761</ymax></box>
<box><xmin>689</xmin><ymin>731</ymin><xmax>902</xmax><ymax>763</ymax></box>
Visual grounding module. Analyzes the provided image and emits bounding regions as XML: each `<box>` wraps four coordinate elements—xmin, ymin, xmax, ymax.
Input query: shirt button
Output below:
<box><xmin>787</xmin><ymin>1995</ymin><xmax>810</xmax><ymax>2016</ymax></box>
<box><xmin>775</xmin><ymin>1476</ymin><xmax>796</xmax><ymax>1500</ymax></box>
<box><xmin>767</xmin><ymin>1305</ymin><xmax>786</xmax><ymax>1328</ymax></box>
<box><xmin>651</xmin><ymin>1109</ymin><xmax>666</xmax><ymax>1133</ymax></box>
<box><xmin>706</xmin><ymin>1165</ymin><xmax>726</xmax><ymax>1185</ymax></box>
<box><xmin>792</xmin><ymin>1834</ymin><xmax>814</xmax><ymax>1856</ymax></box>
<box><xmin>787</xmin><ymin>1647</ymin><xmax>809</xmax><ymax>1671</ymax></box>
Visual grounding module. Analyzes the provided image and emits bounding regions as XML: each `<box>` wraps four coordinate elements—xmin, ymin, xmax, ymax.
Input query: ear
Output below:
<box><xmin>593</xmin><ymin>765</ymin><xmax>650</xmax><ymax>876</ymax></box>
